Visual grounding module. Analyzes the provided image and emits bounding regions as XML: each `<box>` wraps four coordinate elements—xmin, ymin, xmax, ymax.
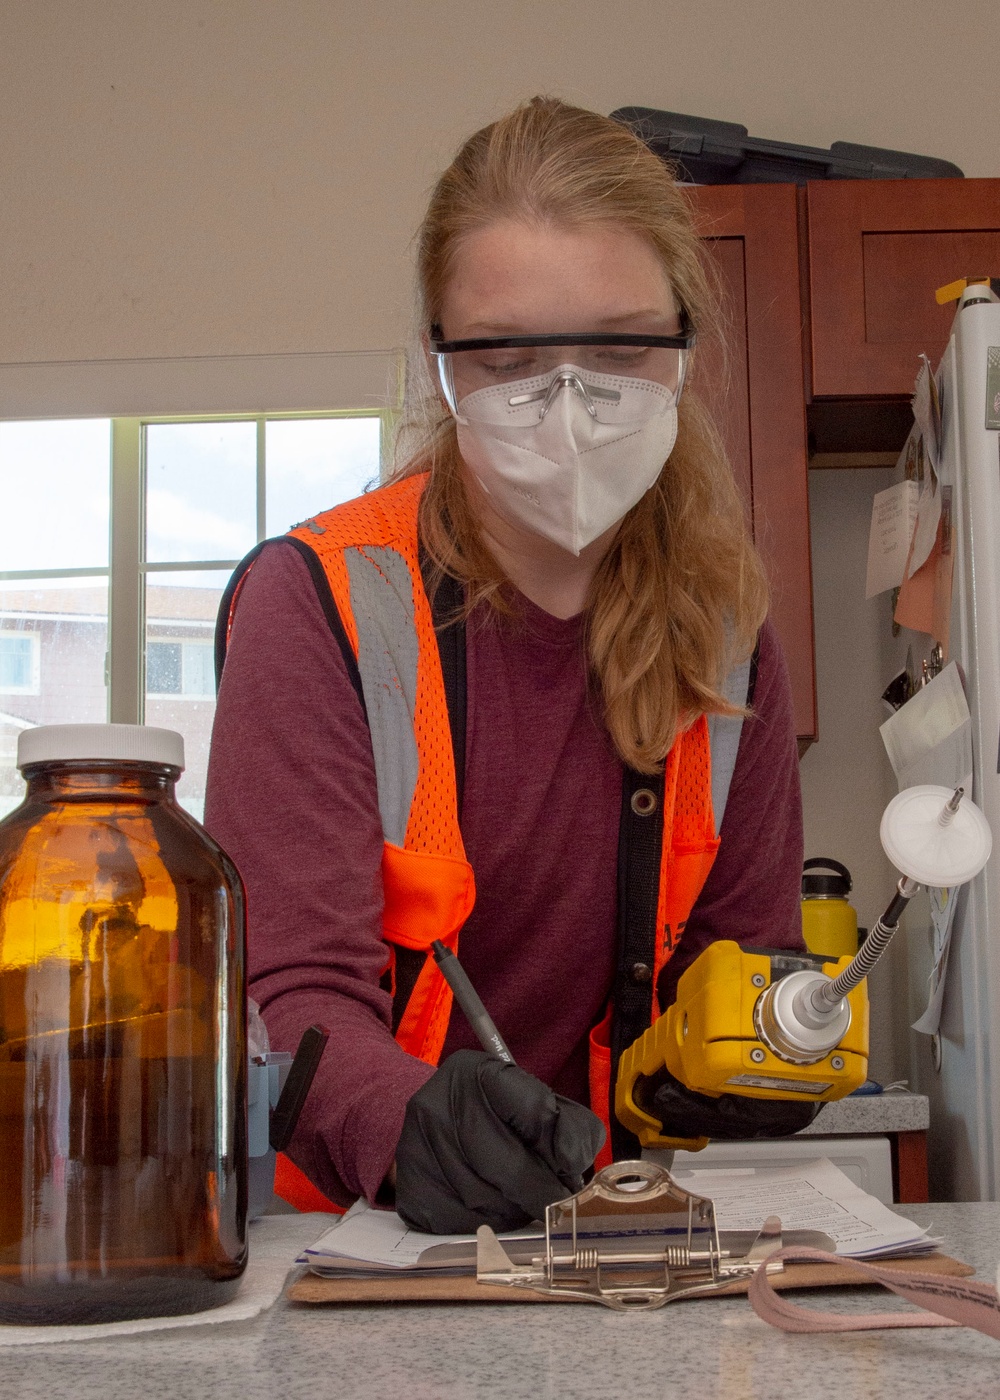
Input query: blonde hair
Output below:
<box><xmin>393</xmin><ymin>97</ymin><xmax>768</xmax><ymax>774</ymax></box>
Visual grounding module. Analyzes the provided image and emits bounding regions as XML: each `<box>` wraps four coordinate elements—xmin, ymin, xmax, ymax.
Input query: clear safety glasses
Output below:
<box><xmin>429</xmin><ymin>321</ymin><xmax>696</xmax><ymax>422</ymax></box>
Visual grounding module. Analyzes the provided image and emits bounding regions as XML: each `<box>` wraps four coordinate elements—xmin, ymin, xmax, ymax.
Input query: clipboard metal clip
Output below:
<box><xmin>476</xmin><ymin>1159</ymin><xmax>786</xmax><ymax>1312</ymax></box>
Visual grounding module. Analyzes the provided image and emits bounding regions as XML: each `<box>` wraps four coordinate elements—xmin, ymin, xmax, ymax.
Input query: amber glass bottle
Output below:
<box><xmin>0</xmin><ymin>724</ymin><xmax>247</xmax><ymax>1324</ymax></box>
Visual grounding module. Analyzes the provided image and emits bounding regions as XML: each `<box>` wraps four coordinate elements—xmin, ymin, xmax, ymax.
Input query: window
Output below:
<box><xmin>0</xmin><ymin>412</ymin><xmax>385</xmax><ymax>819</ymax></box>
<box><xmin>0</xmin><ymin>418</ymin><xmax>111</xmax><ymax>816</ymax></box>
<box><xmin>0</xmin><ymin>632</ymin><xmax>40</xmax><ymax>694</ymax></box>
<box><xmin>147</xmin><ymin>640</ymin><xmax>215</xmax><ymax>699</ymax></box>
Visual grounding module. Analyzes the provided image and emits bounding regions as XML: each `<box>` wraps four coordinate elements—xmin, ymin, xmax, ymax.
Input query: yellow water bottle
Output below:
<box><xmin>801</xmin><ymin>858</ymin><xmax>859</xmax><ymax>959</ymax></box>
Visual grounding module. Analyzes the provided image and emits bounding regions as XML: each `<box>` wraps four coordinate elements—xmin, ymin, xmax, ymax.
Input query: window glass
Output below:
<box><xmin>265</xmin><ymin>417</ymin><xmax>380</xmax><ymax>535</ymax></box>
<box><xmin>0</xmin><ymin>578</ymin><xmax>109</xmax><ymax>818</ymax></box>
<box><xmin>145</xmin><ymin>422</ymin><xmax>257</xmax><ymax>563</ymax></box>
<box><xmin>181</xmin><ymin>641</ymin><xmax>216</xmax><ymax>698</ymax></box>
<box><xmin>0</xmin><ymin>419</ymin><xmax>110</xmax><ymax>572</ymax></box>
<box><xmin>147</xmin><ymin>641</ymin><xmax>182</xmax><ymax>695</ymax></box>
<box><xmin>145</xmin><ymin>570</ymin><xmax>231</xmax><ymax>821</ymax></box>
<box><xmin>0</xmin><ymin>634</ymin><xmax>38</xmax><ymax>692</ymax></box>
<box><xmin>147</xmin><ymin>640</ymin><xmax>215</xmax><ymax>698</ymax></box>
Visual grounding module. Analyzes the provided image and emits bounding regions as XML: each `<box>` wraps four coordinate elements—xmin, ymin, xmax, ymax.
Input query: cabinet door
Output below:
<box><xmin>808</xmin><ymin>178</ymin><xmax>1000</xmax><ymax>397</ymax></box>
<box><xmin>686</xmin><ymin>184</ymin><xmax>816</xmax><ymax>740</ymax></box>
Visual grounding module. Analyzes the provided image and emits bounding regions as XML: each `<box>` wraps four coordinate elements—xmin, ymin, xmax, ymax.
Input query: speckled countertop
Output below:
<box><xmin>0</xmin><ymin>1201</ymin><xmax>996</xmax><ymax>1400</ymax></box>
<box><xmin>799</xmin><ymin>1091</ymin><xmax>929</xmax><ymax>1135</ymax></box>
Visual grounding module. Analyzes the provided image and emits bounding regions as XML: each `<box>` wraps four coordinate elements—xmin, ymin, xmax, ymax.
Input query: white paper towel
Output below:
<box><xmin>0</xmin><ymin>1212</ymin><xmax>333</xmax><ymax>1346</ymax></box>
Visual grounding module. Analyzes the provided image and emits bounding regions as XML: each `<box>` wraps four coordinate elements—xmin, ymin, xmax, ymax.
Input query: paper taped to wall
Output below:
<box><xmin>912</xmin><ymin>884</ymin><xmax>960</xmax><ymax>1036</ymax></box>
<box><xmin>866</xmin><ymin>479</ymin><xmax>920</xmax><ymax>598</ymax></box>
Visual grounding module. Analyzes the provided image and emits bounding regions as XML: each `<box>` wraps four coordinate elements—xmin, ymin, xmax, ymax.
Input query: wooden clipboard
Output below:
<box><xmin>286</xmin><ymin>1250</ymin><xmax>974</xmax><ymax>1306</ymax></box>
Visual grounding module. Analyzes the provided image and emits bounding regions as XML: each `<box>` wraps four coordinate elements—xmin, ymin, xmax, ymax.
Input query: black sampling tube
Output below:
<box><xmin>811</xmin><ymin>879</ymin><xmax>919</xmax><ymax>1013</ymax></box>
<box><xmin>269</xmin><ymin>1024</ymin><xmax>331</xmax><ymax>1151</ymax></box>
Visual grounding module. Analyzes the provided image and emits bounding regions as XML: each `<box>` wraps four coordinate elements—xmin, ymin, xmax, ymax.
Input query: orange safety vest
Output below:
<box><xmin>221</xmin><ymin>473</ymin><xmax>732</xmax><ymax>1208</ymax></box>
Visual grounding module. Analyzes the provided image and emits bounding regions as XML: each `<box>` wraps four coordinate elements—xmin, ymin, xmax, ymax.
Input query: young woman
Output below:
<box><xmin>206</xmin><ymin>98</ymin><xmax>808</xmax><ymax>1232</ymax></box>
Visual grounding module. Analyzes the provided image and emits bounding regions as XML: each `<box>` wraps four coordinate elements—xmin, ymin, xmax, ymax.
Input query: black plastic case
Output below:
<box><xmin>611</xmin><ymin>107</ymin><xmax>963</xmax><ymax>184</ymax></box>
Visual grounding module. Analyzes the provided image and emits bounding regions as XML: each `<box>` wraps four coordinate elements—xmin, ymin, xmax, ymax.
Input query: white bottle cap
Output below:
<box><xmin>17</xmin><ymin>724</ymin><xmax>185</xmax><ymax>773</ymax></box>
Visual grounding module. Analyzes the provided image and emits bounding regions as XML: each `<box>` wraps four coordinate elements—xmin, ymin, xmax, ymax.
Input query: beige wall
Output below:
<box><xmin>2</xmin><ymin>1</ymin><xmax>997</xmax><ymax>365</ymax></box>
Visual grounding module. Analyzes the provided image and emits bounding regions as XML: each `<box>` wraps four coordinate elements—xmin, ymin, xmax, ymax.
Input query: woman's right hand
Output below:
<box><xmin>393</xmin><ymin>1049</ymin><xmax>605</xmax><ymax>1234</ymax></box>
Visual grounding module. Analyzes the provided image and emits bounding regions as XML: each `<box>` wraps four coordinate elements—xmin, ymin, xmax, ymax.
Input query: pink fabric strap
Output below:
<box><xmin>748</xmin><ymin>1247</ymin><xmax>1000</xmax><ymax>1338</ymax></box>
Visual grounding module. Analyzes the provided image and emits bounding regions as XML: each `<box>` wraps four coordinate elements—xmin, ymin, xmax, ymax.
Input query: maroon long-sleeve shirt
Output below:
<box><xmin>205</xmin><ymin>538</ymin><xmax>804</xmax><ymax>1206</ymax></box>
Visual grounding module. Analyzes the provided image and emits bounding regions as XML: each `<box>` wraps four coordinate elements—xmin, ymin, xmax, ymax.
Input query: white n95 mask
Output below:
<box><xmin>454</xmin><ymin>365</ymin><xmax>679</xmax><ymax>556</ymax></box>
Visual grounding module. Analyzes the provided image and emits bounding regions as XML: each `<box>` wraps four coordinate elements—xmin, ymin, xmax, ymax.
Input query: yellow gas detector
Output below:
<box><xmin>616</xmin><ymin>942</ymin><xmax>868</xmax><ymax>1150</ymax></box>
<box><xmin>616</xmin><ymin>785</ymin><xmax>993</xmax><ymax>1152</ymax></box>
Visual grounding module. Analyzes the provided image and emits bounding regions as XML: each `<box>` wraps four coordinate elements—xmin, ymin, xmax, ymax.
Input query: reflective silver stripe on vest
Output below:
<box><xmin>344</xmin><ymin>538</ymin><xmax>749</xmax><ymax>847</ymax></box>
<box><xmin>707</xmin><ymin>658</ymin><xmax>752</xmax><ymax>835</ymax></box>
<box><xmin>344</xmin><ymin>545</ymin><xmax>420</xmax><ymax>847</ymax></box>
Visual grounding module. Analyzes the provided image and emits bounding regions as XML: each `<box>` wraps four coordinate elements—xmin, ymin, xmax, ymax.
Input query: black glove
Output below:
<box><xmin>632</xmin><ymin>1065</ymin><xmax>820</xmax><ymax>1142</ymax></box>
<box><xmin>394</xmin><ymin>1049</ymin><xmax>606</xmax><ymax>1234</ymax></box>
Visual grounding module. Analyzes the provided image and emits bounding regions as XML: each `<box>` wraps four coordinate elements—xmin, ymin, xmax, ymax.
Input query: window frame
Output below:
<box><xmin>126</xmin><ymin>408</ymin><xmax>391</xmax><ymax>722</ymax></box>
<box><xmin>0</xmin><ymin>408</ymin><xmax>394</xmax><ymax>727</ymax></box>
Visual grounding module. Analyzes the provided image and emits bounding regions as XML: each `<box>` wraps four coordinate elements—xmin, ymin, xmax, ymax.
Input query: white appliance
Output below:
<box><xmin>906</xmin><ymin>293</ymin><xmax>1000</xmax><ymax>1200</ymax></box>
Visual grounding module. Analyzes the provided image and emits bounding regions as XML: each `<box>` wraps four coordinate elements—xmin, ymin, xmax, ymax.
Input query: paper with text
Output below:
<box><xmin>866</xmin><ymin>479</ymin><xmax>920</xmax><ymax>598</ymax></box>
<box><xmin>302</xmin><ymin>1159</ymin><xmax>934</xmax><ymax>1273</ymax></box>
<box><xmin>671</xmin><ymin>1158</ymin><xmax>934</xmax><ymax>1259</ymax></box>
<box><xmin>302</xmin><ymin>1199</ymin><xmax>539</xmax><ymax>1271</ymax></box>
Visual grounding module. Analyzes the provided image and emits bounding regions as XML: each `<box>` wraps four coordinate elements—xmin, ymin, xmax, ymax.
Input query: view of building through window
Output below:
<box><xmin>1</xmin><ymin>414</ymin><xmax>382</xmax><ymax>820</ymax></box>
<box><xmin>144</xmin><ymin>574</ymin><xmax>234</xmax><ymax>818</ymax></box>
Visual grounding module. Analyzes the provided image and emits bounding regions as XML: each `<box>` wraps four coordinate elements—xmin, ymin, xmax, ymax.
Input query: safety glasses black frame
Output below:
<box><xmin>428</xmin><ymin>315</ymin><xmax>696</xmax><ymax>355</ymax></box>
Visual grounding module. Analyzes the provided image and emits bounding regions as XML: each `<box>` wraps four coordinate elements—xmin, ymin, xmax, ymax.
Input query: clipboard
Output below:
<box><xmin>286</xmin><ymin>1160</ymin><xmax>974</xmax><ymax>1311</ymax></box>
<box><xmin>286</xmin><ymin>1249</ymin><xmax>973</xmax><ymax>1306</ymax></box>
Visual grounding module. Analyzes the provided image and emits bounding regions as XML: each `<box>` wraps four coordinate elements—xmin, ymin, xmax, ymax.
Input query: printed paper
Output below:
<box><xmin>866</xmin><ymin>479</ymin><xmax>920</xmax><ymax>598</ymax></box>
<box><xmin>672</xmin><ymin>1159</ymin><xmax>933</xmax><ymax>1259</ymax></box>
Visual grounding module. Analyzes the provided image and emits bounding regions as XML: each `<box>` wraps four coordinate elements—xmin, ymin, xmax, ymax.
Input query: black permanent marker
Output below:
<box><xmin>431</xmin><ymin>940</ymin><xmax>515</xmax><ymax>1064</ymax></box>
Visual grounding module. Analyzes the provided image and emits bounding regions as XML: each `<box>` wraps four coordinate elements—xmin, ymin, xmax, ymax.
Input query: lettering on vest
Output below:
<box><xmin>663</xmin><ymin>920</ymin><xmax>686</xmax><ymax>955</ymax></box>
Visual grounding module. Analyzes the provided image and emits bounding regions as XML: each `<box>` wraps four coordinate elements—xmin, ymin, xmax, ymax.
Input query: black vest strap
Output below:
<box><xmin>401</xmin><ymin>563</ymin><xmax>662</xmax><ymax>1151</ymax></box>
<box><xmin>389</xmin><ymin>952</ymin><xmax>425</xmax><ymax>1036</ymax></box>
<box><xmin>215</xmin><ymin>536</ymin><xmax>366</xmax><ymax>713</ymax></box>
<box><xmin>608</xmin><ymin>641</ymin><xmax>758</xmax><ymax>1157</ymax></box>
<box><xmin>215</xmin><ymin>540</ymin><xmax>270</xmax><ymax>689</ymax></box>
<box><xmin>610</xmin><ymin>767</ymin><xmax>665</xmax><ymax>1160</ymax></box>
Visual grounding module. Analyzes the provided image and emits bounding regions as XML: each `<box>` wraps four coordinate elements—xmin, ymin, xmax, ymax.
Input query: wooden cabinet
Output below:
<box><xmin>686</xmin><ymin>183</ymin><xmax>817</xmax><ymax>742</ymax></box>
<box><xmin>679</xmin><ymin>176</ymin><xmax>1000</xmax><ymax>742</ymax></box>
<box><xmin>807</xmin><ymin>179</ymin><xmax>1000</xmax><ymax>398</ymax></box>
